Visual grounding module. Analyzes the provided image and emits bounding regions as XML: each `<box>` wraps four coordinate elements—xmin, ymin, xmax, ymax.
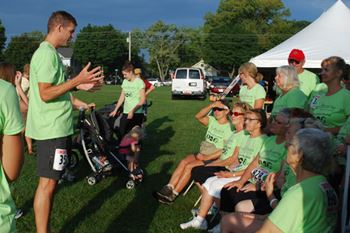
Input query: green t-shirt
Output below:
<box><xmin>269</xmin><ymin>175</ymin><xmax>338</xmax><ymax>233</ymax></box>
<box><xmin>26</xmin><ymin>41</ymin><xmax>73</xmax><ymax>140</ymax></box>
<box><xmin>250</xmin><ymin>136</ymin><xmax>286</xmax><ymax>183</ymax></box>
<box><xmin>0</xmin><ymin>80</ymin><xmax>23</xmax><ymax>233</ymax></box>
<box><xmin>205</xmin><ymin>116</ymin><xmax>233</xmax><ymax>149</ymax></box>
<box><xmin>219</xmin><ymin>130</ymin><xmax>248</xmax><ymax>160</ymax></box>
<box><xmin>308</xmin><ymin>88</ymin><xmax>350</xmax><ymax>128</ymax></box>
<box><xmin>121</xmin><ymin>78</ymin><xmax>145</xmax><ymax>114</ymax></box>
<box><xmin>239</xmin><ymin>84</ymin><xmax>266</xmax><ymax>108</ymax></box>
<box><xmin>297</xmin><ymin>69</ymin><xmax>320</xmax><ymax>97</ymax></box>
<box><xmin>271</xmin><ymin>87</ymin><xmax>307</xmax><ymax>116</ymax></box>
<box><xmin>233</xmin><ymin>134</ymin><xmax>266</xmax><ymax>171</ymax></box>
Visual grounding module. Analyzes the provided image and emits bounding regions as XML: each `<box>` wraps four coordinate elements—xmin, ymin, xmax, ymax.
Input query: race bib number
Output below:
<box><xmin>251</xmin><ymin>167</ymin><xmax>269</xmax><ymax>183</ymax></box>
<box><xmin>309</xmin><ymin>95</ymin><xmax>320</xmax><ymax>109</ymax></box>
<box><xmin>53</xmin><ymin>149</ymin><xmax>68</xmax><ymax>171</ymax></box>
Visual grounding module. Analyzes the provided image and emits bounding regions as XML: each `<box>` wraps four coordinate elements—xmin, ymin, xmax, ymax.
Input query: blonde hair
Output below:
<box><xmin>23</xmin><ymin>63</ymin><xmax>30</xmax><ymax>76</ymax></box>
<box><xmin>238</xmin><ymin>62</ymin><xmax>262</xmax><ymax>82</ymax></box>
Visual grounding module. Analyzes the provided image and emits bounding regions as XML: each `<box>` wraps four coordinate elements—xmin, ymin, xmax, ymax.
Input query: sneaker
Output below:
<box><xmin>15</xmin><ymin>209</ymin><xmax>23</xmax><ymax>219</ymax></box>
<box><xmin>156</xmin><ymin>185</ymin><xmax>173</xmax><ymax>200</ymax></box>
<box><xmin>179</xmin><ymin>217</ymin><xmax>207</xmax><ymax>230</ymax></box>
<box><xmin>208</xmin><ymin>223</ymin><xmax>220</xmax><ymax>233</ymax></box>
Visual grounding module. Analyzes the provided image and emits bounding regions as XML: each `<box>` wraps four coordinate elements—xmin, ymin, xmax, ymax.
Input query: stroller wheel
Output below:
<box><xmin>68</xmin><ymin>150</ymin><xmax>79</xmax><ymax>169</ymax></box>
<box><xmin>87</xmin><ymin>176</ymin><xmax>97</xmax><ymax>186</ymax></box>
<box><xmin>126</xmin><ymin>180</ymin><xmax>135</xmax><ymax>189</ymax></box>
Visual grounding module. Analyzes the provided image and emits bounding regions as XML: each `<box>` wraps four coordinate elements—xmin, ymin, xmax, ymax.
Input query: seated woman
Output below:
<box><xmin>271</xmin><ymin>65</ymin><xmax>307</xmax><ymax>117</ymax></box>
<box><xmin>238</xmin><ymin>62</ymin><xmax>266</xmax><ymax>109</ymax></box>
<box><xmin>256</xmin><ymin>128</ymin><xmax>338</xmax><ymax>233</ymax></box>
<box><xmin>180</xmin><ymin>109</ymin><xmax>267</xmax><ymax>230</ymax></box>
<box><xmin>307</xmin><ymin>56</ymin><xmax>350</xmax><ymax>136</ymax></box>
<box><xmin>219</xmin><ymin>117</ymin><xmax>328</xmax><ymax>233</ymax></box>
<box><xmin>153</xmin><ymin>101</ymin><xmax>233</xmax><ymax>204</ymax></box>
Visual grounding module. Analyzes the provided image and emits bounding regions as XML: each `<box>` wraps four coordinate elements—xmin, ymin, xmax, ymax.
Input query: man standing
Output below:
<box><xmin>288</xmin><ymin>48</ymin><xmax>319</xmax><ymax>97</ymax></box>
<box><xmin>26</xmin><ymin>11</ymin><xmax>103</xmax><ymax>233</ymax></box>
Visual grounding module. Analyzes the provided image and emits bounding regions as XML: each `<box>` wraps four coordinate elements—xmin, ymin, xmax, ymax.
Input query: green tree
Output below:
<box><xmin>0</xmin><ymin>20</ymin><xmax>7</xmax><ymax>62</ymax></box>
<box><xmin>177</xmin><ymin>27</ymin><xmax>204</xmax><ymax>67</ymax></box>
<box><xmin>4</xmin><ymin>31</ymin><xmax>44</xmax><ymax>70</ymax></box>
<box><xmin>203</xmin><ymin>0</ymin><xmax>308</xmax><ymax>72</ymax></box>
<box><xmin>144</xmin><ymin>21</ymin><xmax>185</xmax><ymax>81</ymax></box>
<box><xmin>73</xmin><ymin>24</ymin><xmax>132</xmax><ymax>75</ymax></box>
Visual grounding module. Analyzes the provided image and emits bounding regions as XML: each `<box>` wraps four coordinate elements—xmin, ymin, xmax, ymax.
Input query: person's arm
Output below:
<box><xmin>206</xmin><ymin>146</ymin><xmax>239</xmax><ymax>167</ymax></box>
<box><xmin>15</xmin><ymin>72</ymin><xmax>29</xmax><ymax>105</ymax></box>
<box><xmin>0</xmin><ymin>134</ymin><xmax>24</xmax><ymax>182</ymax></box>
<box><xmin>38</xmin><ymin>63</ymin><xmax>103</xmax><ymax>102</ymax></box>
<box><xmin>254</xmin><ymin>99</ymin><xmax>265</xmax><ymax>109</ymax></box>
<box><xmin>70</xmin><ymin>95</ymin><xmax>95</xmax><ymax>110</ymax></box>
<box><xmin>195</xmin><ymin>101</ymin><xmax>226</xmax><ymax>126</ymax></box>
<box><xmin>196</xmin><ymin>149</ymin><xmax>223</xmax><ymax>161</ymax></box>
<box><xmin>145</xmin><ymin>84</ymin><xmax>155</xmax><ymax>96</ymax></box>
<box><xmin>110</xmin><ymin>90</ymin><xmax>125</xmax><ymax>117</ymax></box>
<box><xmin>231</xmin><ymin>155</ymin><xmax>260</xmax><ymax>190</ymax></box>
<box><xmin>256</xmin><ymin>219</ymin><xmax>283</xmax><ymax>233</ymax></box>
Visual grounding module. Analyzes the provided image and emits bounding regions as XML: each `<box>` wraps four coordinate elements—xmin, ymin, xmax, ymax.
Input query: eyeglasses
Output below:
<box><xmin>212</xmin><ymin>107</ymin><xmax>227</xmax><ymax>112</ymax></box>
<box><xmin>288</xmin><ymin>59</ymin><xmax>300</xmax><ymax>65</ymax></box>
<box><xmin>231</xmin><ymin>111</ymin><xmax>245</xmax><ymax>117</ymax></box>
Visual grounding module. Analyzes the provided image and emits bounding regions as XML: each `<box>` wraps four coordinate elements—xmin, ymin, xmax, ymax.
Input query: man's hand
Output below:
<box><xmin>75</xmin><ymin>62</ymin><xmax>104</xmax><ymax>86</ymax></box>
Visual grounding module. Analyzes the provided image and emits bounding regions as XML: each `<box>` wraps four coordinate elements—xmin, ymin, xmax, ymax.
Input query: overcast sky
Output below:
<box><xmin>1</xmin><ymin>0</ymin><xmax>348</xmax><ymax>40</ymax></box>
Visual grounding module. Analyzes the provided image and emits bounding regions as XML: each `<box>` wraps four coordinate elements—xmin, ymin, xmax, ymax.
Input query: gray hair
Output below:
<box><xmin>291</xmin><ymin>128</ymin><xmax>331</xmax><ymax>173</ymax></box>
<box><xmin>276</xmin><ymin>65</ymin><xmax>299</xmax><ymax>89</ymax></box>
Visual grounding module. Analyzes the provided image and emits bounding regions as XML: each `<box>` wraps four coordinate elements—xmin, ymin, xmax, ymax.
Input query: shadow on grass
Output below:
<box><xmin>103</xmin><ymin>162</ymin><xmax>173</xmax><ymax>233</ymax></box>
<box><xmin>142</xmin><ymin>116</ymin><xmax>175</xmax><ymax>165</ymax></box>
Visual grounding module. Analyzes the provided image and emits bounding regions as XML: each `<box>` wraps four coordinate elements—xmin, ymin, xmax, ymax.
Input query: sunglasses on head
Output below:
<box><xmin>231</xmin><ymin>111</ymin><xmax>245</xmax><ymax>117</ymax></box>
<box><xmin>288</xmin><ymin>59</ymin><xmax>300</xmax><ymax>65</ymax></box>
<box><xmin>212</xmin><ymin>107</ymin><xmax>227</xmax><ymax>112</ymax></box>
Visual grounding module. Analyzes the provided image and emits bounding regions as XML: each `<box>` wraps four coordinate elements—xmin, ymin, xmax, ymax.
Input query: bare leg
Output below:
<box><xmin>197</xmin><ymin>188</ymin><xmax>214</xmax><ymax>218</ymax></box>
<box><xmin>221</xmin><ymin>212</ymin><xmax>265</xmax><ymax>233</ymax></box>
<box><xmin>234</xmin><ymin>200</ymin><xmax>255</xmax><ymax>213</ymax></box>
<box><xmin>34</xmin><ymin>177</ymin><xmax>57</xmax><ymax>233</ymax></box>
<box><xmin>174</xmin><ymin>160</ymin><xmax>204</xmax><ymax>193</ymax></box>
<box><xmin>168</xmin><ymin>154</ymin><xmax>196</xmax><ymax>187</ymax></box>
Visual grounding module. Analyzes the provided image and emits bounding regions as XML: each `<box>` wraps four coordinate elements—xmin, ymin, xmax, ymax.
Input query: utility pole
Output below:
<box><xmin>126</xmin><ymin>31</ymin><xmax>131</xmax><ymax>61</ymax></box>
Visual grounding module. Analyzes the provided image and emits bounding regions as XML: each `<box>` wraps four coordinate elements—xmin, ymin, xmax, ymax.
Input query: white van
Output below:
<box><xmin>171</xmin><ymin>68</ymin><xmax>207</xmax><ymax>99</ymax></box>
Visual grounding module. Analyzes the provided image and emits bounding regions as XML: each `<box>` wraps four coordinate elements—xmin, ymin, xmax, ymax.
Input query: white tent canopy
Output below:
<box><xmin>250</xmin><ymin>0</ymin><xmax>350</xmax><ymax>68</ymax></box>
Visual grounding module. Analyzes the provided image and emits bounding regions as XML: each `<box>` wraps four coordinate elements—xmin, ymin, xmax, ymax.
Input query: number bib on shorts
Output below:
<box><xmin>251</xmin><ymin>167</ymin><xmax>269</xmax><ymax>183</ymax></box>
<box><xmin>53</xmin><ymin>149</ymin><xmax>68</xmax><ymax>171</ymax></box>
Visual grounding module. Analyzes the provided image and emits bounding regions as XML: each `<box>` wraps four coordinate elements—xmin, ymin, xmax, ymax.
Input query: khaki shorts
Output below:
<box><xmin>199</xmin><ymin>141</ymin><xmax>220</xmax><ymax>156</ymax></box>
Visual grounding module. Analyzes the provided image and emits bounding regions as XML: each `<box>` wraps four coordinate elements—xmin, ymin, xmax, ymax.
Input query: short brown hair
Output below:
<box><xmin>122</xmin><ymin>61</ymin><xmax>134</xmax><ymax>73</ymax></box>
<box><xmin>47</xmin><ymin>11</ymin><xmax>77</xmax><ymax>33</ymax></box>
<box><xmin>0</xmin><ymin>62</ymin><xmax>16</xmax><ymax>85</ymax></box>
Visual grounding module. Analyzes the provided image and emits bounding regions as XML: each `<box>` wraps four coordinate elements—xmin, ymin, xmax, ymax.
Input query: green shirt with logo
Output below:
<box><xmin>233</xmin><ymin>134</ymin><xmax>266</xmax><ymax>171</ymax></box>
<box><xmin>308</xmin><ymin>88</ymin><xmax>350</xmax><ymax>128</ymax></box>
<box><xmin>250</xmin><ymin>136</ymin><xmax>286</xmax><ymax>183</ymax></box>
<box><xmin>271</xmin><ymin>87</ymin><xmax>307</xmax><ymax>116</ymax></box>
<box><xmin>269</xmin><ymin>175</ymin><xmax>338</xmax><ymax>233</ymax></box>
<box><xmin>26</xmin><ymin>41</ymin><xmax>73</xmax><ymax>140</ymax></box>
<box><xmin>0</xmin><ymin>80</ymin><xmax>23</xmax><ymax>233</ymax></box>
<box><xmin>121</xmin><ymin>78</ymin><xmax>145</xmax><ymax>114</ymax></box>
<box><xmin>219</xmin><ymin>130</ymin><xmax>248</xmax><ymax>160</ymax></box>
<box><xmin>239</xmin><ymin>84</ymin><xmax>266</xmax><ymax>108</ymax></box>
<box><xmin>205</xmin><ymin>116</ymin><xmax>233</xmax><ymax>149</ymax></box>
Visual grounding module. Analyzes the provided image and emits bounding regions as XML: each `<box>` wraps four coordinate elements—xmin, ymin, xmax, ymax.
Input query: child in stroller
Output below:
<box><xmin>118</xmin><ymin>125</ymin><xmax>144</xmax><ymax>181</ymax></box>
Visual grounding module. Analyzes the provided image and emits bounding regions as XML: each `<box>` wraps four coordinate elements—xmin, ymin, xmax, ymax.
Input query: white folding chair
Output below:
<box><xmin>183</xmin><ymin>180</ymin><xmax>202</xmax><ymax>208</ymax></box>
<box><xmin>341</xmin><ymin>145</ymin><xmax>350</xmax><ymax>233</ymax></box>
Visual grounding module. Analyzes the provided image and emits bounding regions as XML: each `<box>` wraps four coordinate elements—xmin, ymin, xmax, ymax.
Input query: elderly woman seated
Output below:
<box><xmin>221</xmin><ymin>127</ymin><xmax>338</xmax><ymax>233</ymax></box>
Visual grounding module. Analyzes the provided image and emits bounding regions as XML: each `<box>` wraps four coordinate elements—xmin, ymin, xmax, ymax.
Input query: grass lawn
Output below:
<box><xmin>14</xmin><ymin>85</ymin><xmax>229</xmax><ymax>233</ymax></box>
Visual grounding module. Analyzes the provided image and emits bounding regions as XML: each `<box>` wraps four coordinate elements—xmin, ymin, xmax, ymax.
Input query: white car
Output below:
<box><xmin>147</xmin><ymin>78</ymin><xmax>163</xmax><ymax>87</ymax></box>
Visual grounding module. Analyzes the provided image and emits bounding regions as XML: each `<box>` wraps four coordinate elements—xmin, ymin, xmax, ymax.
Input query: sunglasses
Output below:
<box><xmin>288</xmin><ymin>59</ymin><xmax>300</xmax><ymax>65</ymax></box>
<box><xmin>231</xmin><ymin>111</ymin><xmax>245</xmax><ymax>117</ymax></box>
<box><xmin>212</xmin><ymin>107</ymin><xmax>227</xmax><ymax>112</ymax></box>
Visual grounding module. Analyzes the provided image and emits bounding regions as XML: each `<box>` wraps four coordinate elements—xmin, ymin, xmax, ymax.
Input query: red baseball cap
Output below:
<box><xmin>288</xmin><ymin>49</ymin><xmax>305</xmax><ymax>62</ymax></box>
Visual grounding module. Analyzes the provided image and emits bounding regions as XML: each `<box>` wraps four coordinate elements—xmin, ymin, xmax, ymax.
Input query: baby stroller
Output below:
<box><xmin>73</xmin><ymin>104</ymin><xmax>144</xmax><ymax>189</ymax></box>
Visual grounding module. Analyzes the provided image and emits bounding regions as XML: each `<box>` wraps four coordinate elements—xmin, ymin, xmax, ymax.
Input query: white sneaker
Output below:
<box><xmin>179</xmin><ymin>217</ymin><xmax>207</xmax><ymax>230</ymax></box>
<box><xmin>208</xmin><ymin>223</ymin><xmax>220</xmax><ymax>233</ymax></box>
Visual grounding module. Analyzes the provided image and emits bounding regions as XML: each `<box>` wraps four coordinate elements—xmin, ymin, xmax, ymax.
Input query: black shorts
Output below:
<box><xmin>36</xmin><ymin>136</ymin><xmax>72</xmax><ymax>180</ymax></box>
<box><xmin>220</xmin><ymin>186</ymin><xmax>281</xmax><ymax>215</ymax></box>
<box><xmin>191</xmin><ymin>165</ymin><xmax>229</xmax><ymax>184</ymax></box>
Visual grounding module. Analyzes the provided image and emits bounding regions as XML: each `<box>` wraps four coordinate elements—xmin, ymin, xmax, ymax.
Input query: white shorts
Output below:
<box><xmin>203</xmin><ymin>176</ymin><xmax>241</xmax><ymax>198</ymax></box>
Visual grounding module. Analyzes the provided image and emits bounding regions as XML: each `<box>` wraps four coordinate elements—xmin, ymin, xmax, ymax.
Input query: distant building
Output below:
<box><xmin>192</xmin><ymin>59</ymin><xmax>218</xmax><ymax>77</ymax></box>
